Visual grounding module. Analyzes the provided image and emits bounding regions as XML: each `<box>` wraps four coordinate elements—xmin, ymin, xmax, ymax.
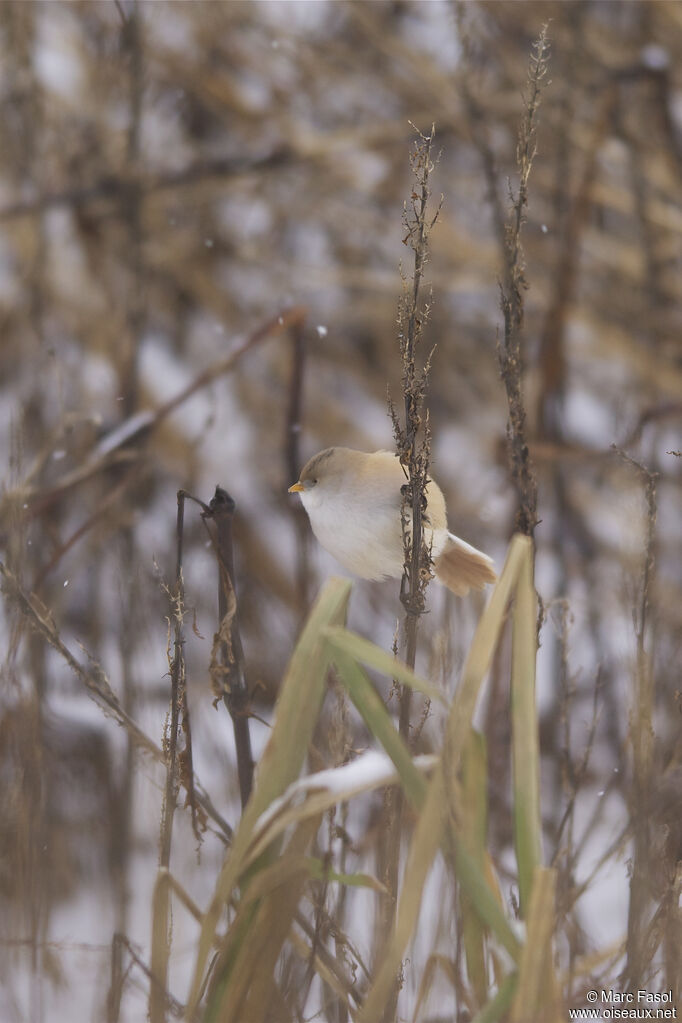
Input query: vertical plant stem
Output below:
<box><xmin>511</xmin><ymin>539</ymin><xmax>542</xmax><ymax>915</ymax></box>
<box><xmin>109</xmin><ymin>6</ymin><xmax>144</xmax><ymax>1019</ymax></box>
<box><xmin>389</xmin><ymin>122</ymin><xmax>441</xmax><ymax>705</ymax></box>
<box><xmin>203</xmin><ymin>487</ymin><xmax>254</xmax><ymax>809</ymax></box>
<box><xmin>5</xmin><ymin>4</ymin><xmax>52</xmax><ymax>1018</ymax></box>
<box><xmin>164</xmin><ymin>492</ymin><xmax>185</xmax><ymax>859</ymax></box>
<box><xmin>284</xmin><ymin>317</ymin><xmax>312</xmax><ymax>617</ymax></box>
<box><xmin>498</xmin><ymin>25</ymin><xmax>550</xmax><ymax>538</ymax></box>
<box><xmin>383</xmin><ymin>123</ymin><xmax>441</xmax><ymax>1023</ymax></box>
<box><xmin>615</xmin><ymin>450</ymin><xmax>658</xmax><ymax>988</ymax></box>
<box><xmin>149</xmin><ymin>491</ymin><xmax>186</xmax><ymax>1023</ymax></box>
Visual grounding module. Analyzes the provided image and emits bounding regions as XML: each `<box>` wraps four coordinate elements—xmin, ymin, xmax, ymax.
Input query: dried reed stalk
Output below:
<box><xmin>498</xmin><ymin>26</ymin><xmax>550</xmax><ymax>537</ymax></box>
<box><xmin>383</xmin><ymin>122</ymin><xmax>441</xmax><ymax>1023</ymax></box>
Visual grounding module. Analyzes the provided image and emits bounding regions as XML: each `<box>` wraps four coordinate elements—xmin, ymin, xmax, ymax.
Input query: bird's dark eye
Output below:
<box><xmin>312</xmin><ymin>478</ymin><xmax>318</xmax><ymax>485</ymax></box>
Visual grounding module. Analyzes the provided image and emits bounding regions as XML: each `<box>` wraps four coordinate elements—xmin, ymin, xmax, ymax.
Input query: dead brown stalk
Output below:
<box><xmin>498</xmin><ymin>25</ymin><xmax>550</xmax><ymax>537</ymax></box>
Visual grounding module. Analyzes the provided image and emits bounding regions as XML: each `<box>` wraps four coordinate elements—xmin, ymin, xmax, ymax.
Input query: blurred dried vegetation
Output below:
<box><xmin>0</xmin><ymin>1</ymin><xmax>681</xmax><ymax>1021</ymax></box>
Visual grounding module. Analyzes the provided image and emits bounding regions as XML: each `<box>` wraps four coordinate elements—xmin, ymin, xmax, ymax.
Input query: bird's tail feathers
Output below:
<box><xmin>434</xmin><ymin>533</ymin><xmax>497</xmax><ymax>597</ymax></box>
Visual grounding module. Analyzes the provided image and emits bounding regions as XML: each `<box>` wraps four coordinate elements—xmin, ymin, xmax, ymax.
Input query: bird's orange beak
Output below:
<box><xmin>288</xmin><ymin>482</ymin><xmax>304</xmax><ymax>493</ymax></box>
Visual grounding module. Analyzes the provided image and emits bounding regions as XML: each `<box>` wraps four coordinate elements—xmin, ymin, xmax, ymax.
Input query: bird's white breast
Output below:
<box><xmin>300</xmin><ymin>484</ymin><xmax>448</xmax><ymax>581</ymax></box>
<box><xmin>300</xmin><ymin>486</ymin><xmax>401</xmax><ymax>579</ymax></box>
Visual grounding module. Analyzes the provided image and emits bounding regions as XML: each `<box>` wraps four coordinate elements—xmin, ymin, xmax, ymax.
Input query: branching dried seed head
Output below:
<box><xmin>388</xmin><ymin>124</ymin><xmax>441</xmax><ymax>670</ymax></box>
<box><xmin>498</xmin><ymin>24</ymin><xmax>550</xmax><ymax>537</ymax></box>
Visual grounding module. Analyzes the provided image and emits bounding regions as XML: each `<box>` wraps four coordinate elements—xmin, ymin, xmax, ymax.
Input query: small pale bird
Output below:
<box><xmin>289</xmin><ymin>447</ymin><xmax>496</xmax><ymax>597</ymax></box>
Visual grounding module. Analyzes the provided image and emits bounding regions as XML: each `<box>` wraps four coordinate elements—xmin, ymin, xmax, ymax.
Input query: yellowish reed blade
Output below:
<box><xmin>356</xmin><ymin>766</ymin><xmax>446</xmax><ymax>1023</ymax></box>
<box><xmin>185</xmin><ymin>578</ymin><xmax>351</xmax><ymax>1019</ymax></box>
<box><xmin>510</xmin><ymin>867</ymin><xmax>560</xmax><ymax>1023</ymax></box>
<box><xmin>511</xmin><ymin>536</ymin><xmax>543</xmax><ymax>914</ymax></box>
<box><xmin>461</xmin><ymin>730</ymin><xmax>489</xmax><ymax>1008</ymax></box>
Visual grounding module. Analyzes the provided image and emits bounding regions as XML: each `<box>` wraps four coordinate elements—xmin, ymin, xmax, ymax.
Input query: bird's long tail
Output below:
<box><xmin>434</xmin><ymin>533</ymin><xmax>497</xmax><ymax>597</ymax></box>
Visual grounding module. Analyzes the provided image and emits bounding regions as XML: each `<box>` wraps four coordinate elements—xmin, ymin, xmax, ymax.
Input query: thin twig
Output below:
<box><xmin>31</xmin><ymin>470</ymin><xmax>138</xmax><ymax>591</ymax></box>
<box><xmin>161</xmin><ymin>490</ymin><xmax>186</xmax><ymax>869</ymax></box>
<box><xmin>150</xmin><ymin>490</ymin><xmax>187</xmax><ymax>1023</ymax></box>
<box><xmin>15</xmin><ymin>306</ymin><xmax>307</xmax><ymax>519</ymax></box>
<box><xmin>0</xmin><ymin>149</ymin><xmax>298</xmax><ymax>224</ymax></box>
<box><xmin>454</xmin><ymin>2</ymin><xmax>507</xmax><ymax>254</ymax></box>
<box><xmin>536</xmin><ymin>76</ymin><xmax>615</xmax><ymax>440</ymax></box>
<box><xmin>115</xmin><ymin>932</ymin><xmax>184</xmax><ymax>1020</ymax></box>
<box><xmin>0</xmin><ymin>560</ymin><xmax>232</xmax><ymax>842</ymax></box>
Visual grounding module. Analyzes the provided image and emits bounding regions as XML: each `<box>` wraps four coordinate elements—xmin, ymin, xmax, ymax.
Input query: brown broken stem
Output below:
<box><xmin>202</xmin><ymin>486</ymin><xmax>254</xmax><ymax>810</ymax></box>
